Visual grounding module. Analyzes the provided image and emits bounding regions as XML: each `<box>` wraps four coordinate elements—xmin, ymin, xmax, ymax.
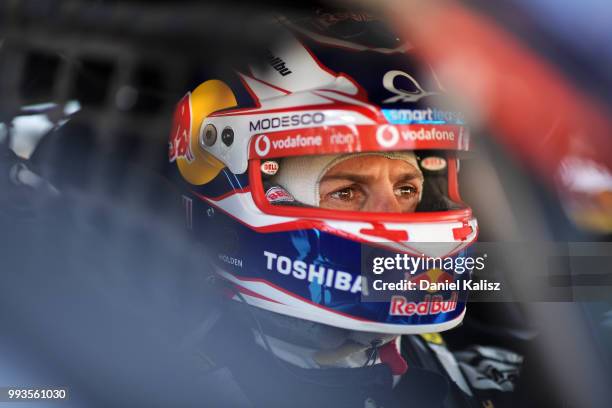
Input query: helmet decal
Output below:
<box><xmin>172</xmin><ymin>80</ymin><xmax>238</xmax><ymax>185</ymax></box>
<box><xmin>169</xmin><ymin>93</ymin><xmax>195</xmax><ymax>163</ymax></box>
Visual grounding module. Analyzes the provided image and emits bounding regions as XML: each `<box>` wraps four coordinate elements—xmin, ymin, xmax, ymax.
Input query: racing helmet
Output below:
<box><xmin>168</xmin><ymin>11</ymin><xmax>478</xmax><ymax>335</ymax></box>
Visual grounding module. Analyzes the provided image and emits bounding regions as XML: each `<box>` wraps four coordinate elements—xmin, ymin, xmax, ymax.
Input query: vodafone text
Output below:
<box><xmin>376</xmin><ymin>126</ymin><xmax>457</xmax><ymax>149</ymax></box>
<box><xmin>271</xmin><ymin>134</ymin><xmax>322</xmax><ymax>150</ymax></box>
<box><xmin>403</xmin><ymin>127</ymin><xmax>455</xmax><ymax>141</ymax></box>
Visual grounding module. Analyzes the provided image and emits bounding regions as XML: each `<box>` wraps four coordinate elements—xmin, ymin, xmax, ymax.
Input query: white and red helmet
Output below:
<box><xmin>168</xmin><ymin>12</ymin><xmax>477</xmax><ymax>334</ymax></box>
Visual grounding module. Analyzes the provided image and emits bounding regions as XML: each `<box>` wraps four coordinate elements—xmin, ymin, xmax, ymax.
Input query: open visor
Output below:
<box><xmin>248</xmin><ymin>123</ymin><xmax>473</xmax><ymax>225</ymax></box>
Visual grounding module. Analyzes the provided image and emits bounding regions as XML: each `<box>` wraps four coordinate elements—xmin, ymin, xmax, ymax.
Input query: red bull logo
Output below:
<box><xmin>390</xmin><ymin>292</ymin><xmax>458</xmax><ymax>316</ymax></box>
<box><xmin>169</xmin><ymin>93</ymin><xmax>195</xmax><ymax>162</ymax></box>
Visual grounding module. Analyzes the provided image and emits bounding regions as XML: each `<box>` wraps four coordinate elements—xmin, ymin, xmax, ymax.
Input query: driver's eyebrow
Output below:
<box><xmin>395</xmin><ymin>171</ymin><xmax>424</xmax><ymax>183</ymax></box>
<box><xmin>320</xmin><ymin>170</ymin><xmax>423</xmax><ymax>184</ymax></box>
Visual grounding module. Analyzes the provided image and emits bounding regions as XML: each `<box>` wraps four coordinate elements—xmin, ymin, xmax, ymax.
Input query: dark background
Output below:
<box><xmin>1</xmin><ymin>1</ymin><xmax>611</xmax><ymax>406</ymax></box>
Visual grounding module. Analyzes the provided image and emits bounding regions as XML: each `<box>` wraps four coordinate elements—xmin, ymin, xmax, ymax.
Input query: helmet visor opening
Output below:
<box><xmin>250</xmin><ymin>150</ymin><xmax>469</xmax><ymax>220</ymax></box>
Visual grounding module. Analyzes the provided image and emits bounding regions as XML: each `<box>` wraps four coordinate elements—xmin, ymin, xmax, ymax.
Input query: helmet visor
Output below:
<box><xmin>248</xmin><ymin>122</ymin><xmax>473</xmax><ymax>228</ymax></box>
<box><xmin>256</xmin><ymin>150</ymin><xmax>466</xmax><ymax>216</ymax></box>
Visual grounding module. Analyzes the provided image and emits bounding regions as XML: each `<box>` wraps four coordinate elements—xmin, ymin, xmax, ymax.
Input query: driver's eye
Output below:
<box><xmin>395</xmin><ymin>185</ymin><xmax>418</xmax><ymax>197</ymax></box>
<box><xmin>330</xmin><ymin>187</ymin><xmax>356</xmax><ymax>201</ymax></box>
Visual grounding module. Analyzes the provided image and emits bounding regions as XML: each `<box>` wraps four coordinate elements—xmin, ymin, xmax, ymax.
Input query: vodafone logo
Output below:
<box><xmin>376</xmin><ymin>125</ymin><xmax>399</xmax><ymax>148</ymax></box>
<box><xmin>376</xmin><ymin>125</ymin><xmax>456</xmax><ymax>148</ymax></box>
<box><xmin>254</xmin><ymin>134</ymin><xmax>271</xmax><ymax>157</ymax></box>
<box><xmin>254</xmin><ymin>133</ymin><xmax>323</xmax><ymax>157</ymax></box>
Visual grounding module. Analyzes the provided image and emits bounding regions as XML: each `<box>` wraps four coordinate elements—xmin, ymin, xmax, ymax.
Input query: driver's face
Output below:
<box><xmin>318</xmin><ymin>156</ymin><xmax>423</xmax><ymax>212</ymax></box>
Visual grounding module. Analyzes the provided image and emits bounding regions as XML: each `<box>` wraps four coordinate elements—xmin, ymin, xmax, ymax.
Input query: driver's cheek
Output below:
<box><xmin>403</xmin><ymin>199</ymin><xmax>419</xmax><ymax>213</ymax></box>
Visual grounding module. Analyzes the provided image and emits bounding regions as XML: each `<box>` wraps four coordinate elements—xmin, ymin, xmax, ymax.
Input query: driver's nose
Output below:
<box><xmin>362</xmin><ymin>184</ymin><xmax>403</xmax><ymax>213</ymax></box>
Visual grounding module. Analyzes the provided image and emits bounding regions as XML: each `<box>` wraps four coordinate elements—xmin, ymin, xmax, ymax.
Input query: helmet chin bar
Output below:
<box><xmin>218</xmin><ymin>268</ymin><xmax>468</xmax><ymax>335</ymax></box>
